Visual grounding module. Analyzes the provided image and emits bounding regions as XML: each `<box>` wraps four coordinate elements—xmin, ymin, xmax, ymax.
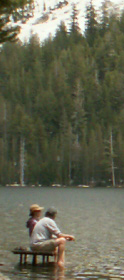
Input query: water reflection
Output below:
<box><xmin>0</xmin><ymin>187</ymin><xmax>124</xmax><ymax>279</ymax></box>
<box><xmin>14</xmin><ymin>263</ymin><xmax>67</xmax><ymax>280</ymax></box>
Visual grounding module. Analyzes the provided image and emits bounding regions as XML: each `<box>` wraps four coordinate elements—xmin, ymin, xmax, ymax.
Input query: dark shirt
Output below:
<box><xmin>26</xmin><ymin>218</ymin><xmax>37</xmax><ymax>236</ymax></box>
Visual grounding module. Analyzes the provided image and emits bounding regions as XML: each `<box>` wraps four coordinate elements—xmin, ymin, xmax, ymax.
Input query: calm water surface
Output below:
<box><xmin>0</xmin><ymin>186</ymin><xmax>124</xmax><ymax>280</ymax></box>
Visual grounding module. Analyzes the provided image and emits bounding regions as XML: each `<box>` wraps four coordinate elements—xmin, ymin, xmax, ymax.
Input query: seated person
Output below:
<box><xmin>26</xmin><ymin>204</ymin><xmax>44</xmax><ymax>236</ymax></box>
<box><xmin>30</xmin><ymin>207</ymin><xmax>75</xmax><ymax>268</ymax></box>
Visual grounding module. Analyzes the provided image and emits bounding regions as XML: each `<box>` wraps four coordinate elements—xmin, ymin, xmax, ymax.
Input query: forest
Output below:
<box><xmin>0</xmin><ymin>1</ymin><xmax>124</xmax><ymax>187</ymax></box>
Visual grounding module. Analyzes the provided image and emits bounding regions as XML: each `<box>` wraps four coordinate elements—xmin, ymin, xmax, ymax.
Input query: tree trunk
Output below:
<box><xmin>20</xmin><ymin>136</ymin><xmax>25</xmax><ymax>186</ymax></box>
<box><xmin>110</xmin><ymin>129</ymin><xmax>115</xmax><ymax>187</ymax></box>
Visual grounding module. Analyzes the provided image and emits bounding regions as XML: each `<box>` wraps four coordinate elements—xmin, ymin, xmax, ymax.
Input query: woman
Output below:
<box><xmin>26</xmin><ymin>204</ymin><xmax>44</xmax><ymax>236</ymax></box>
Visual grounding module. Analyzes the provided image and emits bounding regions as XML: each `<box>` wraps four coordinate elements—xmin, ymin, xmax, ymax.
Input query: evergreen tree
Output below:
<box><xmin>0</xmin><ymin>0</ymin><xmax>34</xmax><ymax>43</ymax></box>
<box><xmin>54</xmin><ymin>21</ymin><xmax>68</xmax><ymax>54</ymax></box>
<box><xmin>69</xmin><ymin>3</ymin><xmax>82</xmax><ymax>42</ymax></box>
<box><xmin>119</xmin><ymin>10</ymin><xmax>124</xmax><ymax>33</ymax></box>
<box><xmin>85</xmin><ymin>0</ymin><xmax>98</xmax><ymax>46</ymax></box>
<box><xmin>1</xmin><ymin>6</ymin><xmax>124</xmax><ymax>186</ymax></box>
<box><xmin>99</xmin><ymin>0</ymin><xmax>110</xmax><ymax>36</ymax></box>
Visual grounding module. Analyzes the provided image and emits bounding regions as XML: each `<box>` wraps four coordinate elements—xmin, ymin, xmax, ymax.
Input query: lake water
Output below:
<box><xmin>0</xmin><ymin>186</ymin><xmax>124</xmax><ymax>280</ymax></box>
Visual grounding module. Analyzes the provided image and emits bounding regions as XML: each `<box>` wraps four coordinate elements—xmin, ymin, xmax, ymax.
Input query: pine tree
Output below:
<box><xmin>69</xmin><ymin>4</ymin><xmax>82</xmax><ymax>43</ymax></box>
<box><xmin>0</xmin><ymin>0</ymin><xmax>34</xmax><ymax>43</ymax></box>
<box><xmin>54</xmin><ymin>21</ymin><xmax>68</xmax><ymax>53</ymax></box>
<box><xmin>70</xmin><ymin>4</ymin><xmax>80</xmax><ymax>34</ymax></box>
<box><xmin>99</xmin><ymin>0</ymin><xmax>110</xmax><ymax>36</ymax></box>
<box><xmin>85</xmin><ymin>0</ymin><xmax>98</xmax><ymax>46</ymax></box>
<box><xmin>119</xmin><ymin>11</ymin><xmax>124</xmax><ymax>33</ymax></box>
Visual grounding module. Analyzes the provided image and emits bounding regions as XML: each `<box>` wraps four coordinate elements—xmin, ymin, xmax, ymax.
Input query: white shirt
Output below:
<box><xmin>30</xmin><ymin>217</ymin><xmax>61</xmax><ymax>245</ymax></box>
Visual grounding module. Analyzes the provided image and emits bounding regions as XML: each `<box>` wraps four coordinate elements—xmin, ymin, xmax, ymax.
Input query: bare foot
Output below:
<box><xmin>57</xmin><ymin>261</ymin><xmax>65</xmax><ymax>270</ymax></box>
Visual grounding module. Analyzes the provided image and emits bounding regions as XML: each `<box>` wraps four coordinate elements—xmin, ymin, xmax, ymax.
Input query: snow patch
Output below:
<box><xmin>18</xmin><ymin>0</ymin><xmax>124</xmax><ymax>43</ymax></box>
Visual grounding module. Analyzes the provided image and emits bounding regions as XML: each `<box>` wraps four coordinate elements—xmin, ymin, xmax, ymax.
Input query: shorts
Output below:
<box><xmin>30</xmin><ymin>239</ymin><xmax>57</xmax><ymax>252</ymax></box>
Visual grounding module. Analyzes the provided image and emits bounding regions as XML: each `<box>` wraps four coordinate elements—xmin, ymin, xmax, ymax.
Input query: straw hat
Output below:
<box><xmin>29</xmin><ymin>204</ymin><xmax>44</xmax><ymax>215</ymax></box>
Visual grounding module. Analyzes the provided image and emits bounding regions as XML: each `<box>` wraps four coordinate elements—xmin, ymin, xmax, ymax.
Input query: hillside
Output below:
<box><xmin>18</xmin><ymin>0</ymin><xmax>124</xmax><ymax>43</ymax></box>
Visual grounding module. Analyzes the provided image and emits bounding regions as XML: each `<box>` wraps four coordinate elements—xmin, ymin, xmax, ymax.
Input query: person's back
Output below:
<box><xmin>30</xmin><ymin>216</ymin><xmax>61</xmax><ymax>244</ymax></box>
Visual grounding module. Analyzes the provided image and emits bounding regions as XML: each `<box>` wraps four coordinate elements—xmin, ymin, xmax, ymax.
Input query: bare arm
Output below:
<box><xmin>57</xmin><ymin>233</ymin><xmax>75</xmax><ymax>241</ymax></box>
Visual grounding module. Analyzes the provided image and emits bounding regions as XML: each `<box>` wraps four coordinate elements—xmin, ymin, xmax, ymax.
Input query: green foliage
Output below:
<box><xmin>54</xmin><ymin>22</ymin><xmax>69</xmax><ymax>54</ymax></box>
<box><xmin>69</xmin><ymin>4</ymin><xmax>83</xmax><ymax>43</ymax></box>
<box><xmin>1</xmin><ymin>2</ymin><xmax>124</xmax><ymax>186</ymax></box>
<box><xmin>85</xmin><ymin>0</ymin><xmax>99</xmax><ymax>46</ymax></box>
<box><xmin>0</xmin><ymin>0</ymin><xmax>34</xmax><ymax>43</ymax></box>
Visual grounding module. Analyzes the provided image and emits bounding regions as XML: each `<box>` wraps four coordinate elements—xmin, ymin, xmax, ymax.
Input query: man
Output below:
<box><xmin>30</xmin><ymin>207</ymin><xmax>75</xmax><ymax>268</ymax></box>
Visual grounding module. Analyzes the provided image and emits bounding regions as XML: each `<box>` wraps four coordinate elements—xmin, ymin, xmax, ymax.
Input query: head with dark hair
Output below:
<box><xmin>45</xmin><ymin>207</ymin><xmax>57</xmax><ymax>219</ymax></box>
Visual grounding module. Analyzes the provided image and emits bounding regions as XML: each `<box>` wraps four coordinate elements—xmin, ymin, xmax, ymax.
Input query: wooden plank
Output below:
<box><xmin>12</xmin><ymin>249</ymin><xmax>56</xmax><ymax>265</ymax></box>
<box><xmin>12</xmin><ymin>250</ymin><xmax>55</xmax><ymax>256</ymax></box>
<box><xmin>19</xmin><ymin>254</ymin><xmax>23</xmax><ymax>265</ymax></box>
<box><xmin>32</xmin><ymin>254</ymin><xmax>37</xmax><ymax>265</ymax></box>
<box><xmin>24</xmin><ymin>254</ymin><xmax>27</xmax><ymax>264</ymax></box>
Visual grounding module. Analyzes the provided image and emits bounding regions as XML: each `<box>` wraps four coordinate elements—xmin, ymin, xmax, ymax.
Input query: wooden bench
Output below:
<box><xmin>12</xmin><ymin>248</ymin><xmax>56</xmax><ymax>265</ymax></box>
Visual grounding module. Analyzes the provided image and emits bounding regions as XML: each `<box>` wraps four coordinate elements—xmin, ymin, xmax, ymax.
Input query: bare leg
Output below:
<box><xmin>56</xmin><ymin>237</ymin><xmax>66</xmax><ymax>268</ymax></box>
<box><xmin>54</xmin><ymin>247</ymin><xmax>58</xmax><ymax>262</ymax></box>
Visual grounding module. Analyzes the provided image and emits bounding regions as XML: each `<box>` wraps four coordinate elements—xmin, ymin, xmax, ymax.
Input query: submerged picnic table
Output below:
<box><xmin>12</xmin><ymin>247</ymin><xmax>56</xmax><ymax>265</ymax></box>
